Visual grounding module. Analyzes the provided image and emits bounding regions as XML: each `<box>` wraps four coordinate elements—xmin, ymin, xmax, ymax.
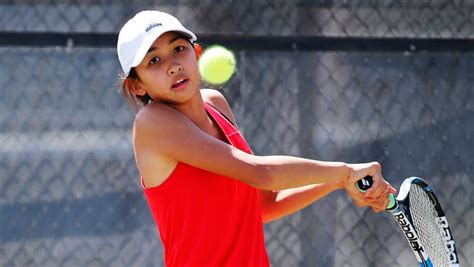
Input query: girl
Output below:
<box><xmin>117</xmin><ymin>10</ymin><xmax>395</xmax><ymax>267</ymax></box>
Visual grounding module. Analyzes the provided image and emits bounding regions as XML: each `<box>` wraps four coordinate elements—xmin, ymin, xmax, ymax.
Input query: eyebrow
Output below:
<box><xmin>146</xmin><ymin>34</ymin><xmax>184</xmax><ymax>54</ymax></box>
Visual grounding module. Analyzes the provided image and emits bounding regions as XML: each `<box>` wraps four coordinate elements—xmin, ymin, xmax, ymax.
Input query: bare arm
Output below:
<box><xmin>260</xmin><ymin>182</ymin><xmax>343</xmax><ymax>223</ymax></box>
<box><xmin>259</xmin><ymin>168</ymin><xmax>396</xmax><ymax>222</ymax></box>
<box><xmin>134</xmin><ymin>103</ymin><xmax>352</xmax><ymax>190</ymax></box>
<box><xmin>200</xmin><ymin>90</ymin><xmax>395</xmax><ymax>214</ymax></box>
<box><xmin>135</xmin><ymin>91</ymin><xmax>395</xmax><ymax>209</ymax></box>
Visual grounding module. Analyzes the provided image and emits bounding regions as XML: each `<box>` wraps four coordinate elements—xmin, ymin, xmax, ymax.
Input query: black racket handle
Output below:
<box><xmin>356</xmin><ymin>175</ymin><xmax>373</xmax><ymax>192</ymax></box>
<box><xmin>356</xmin><ymin>175</ymin><xmax>397</xmax><ymax>210</ymax></box>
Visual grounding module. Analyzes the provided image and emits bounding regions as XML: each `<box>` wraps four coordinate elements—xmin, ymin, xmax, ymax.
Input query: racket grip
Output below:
<box><xmin>356</xmin><ymin>175</ymin><xmax>374</xmax><ymax>192</ymax></box>
<box><xmin>356</xmin><ymin>176</ymin><xmax>396</xmax><ymax>210</ymax></box>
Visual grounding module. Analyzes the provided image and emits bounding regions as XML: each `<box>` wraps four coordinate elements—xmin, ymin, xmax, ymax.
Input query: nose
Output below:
<box><xmin>168</xmin><ymin>63</ymin><xmax>183</xmax><ymax>76</ymax></box>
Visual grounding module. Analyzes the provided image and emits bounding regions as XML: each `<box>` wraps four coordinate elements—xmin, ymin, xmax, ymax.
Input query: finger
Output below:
<box><xmin>369</xmin><ymin>200</ymin><xmax>385</xmax><ymax>212</ymax></box>
<box><xmin>366</xmin><ymin>176</ymin><xmax>389</xmax><ymax>198</ymax></box>
<box><xmin>371</xmin><ymin>205</ymin><xmax>384</xmax><ymax>213</ymax></box>
<box><xmin>375</xmin><ymin>196</ymin><xmax>389</xmax><ymax>210</ymax></box>
<box><xmin>369</xmin><ymin>194</ymin><xmax>390</xmax><ymax>211</ymax></box>
<box><xmin>364</xmin><ymin>177</ymin><xmax>382</xmax><ymax>198</ymax></box>
<box><xmin>354</xmin><ymin>198</ymin><xmax>368</xmax><ymax>208</ymax></box>
<box><xmin>382</xmin><ymin>197</ymin><xmax>390</xmax><ymax>209</ymax></box>
<box><xmin>347</xmin><ymin>191</ymin><xmax>368</xmax><ymax>207</ymax></box>
<box><xmin>366</xmin><ymin>192</ymin><xmax>388</xmax><ymax>206</ymax></box>
<box><xmin>368</xmin><ymin>199</ymin><xmax>384</xmax><ymax>212</ymax></box>
<box><xmin>376</xmin><ymin>184</ymin><xmax>391</xmax><ymax>200</ymax></box>
<box><xmin>347</xmin><ymin>184</ymin><xmax>367</xmax><ymax>199</ymax></box>
<box><xmin>348</xmin><ymin>187</ymin><xmax>376</xmax><ymax>208</ymax></box>
<box><xmin>364</xmin><ymin>194</ymin><xmax>378</xmax><ymax>202</ymax></box>
<box><xmin>388</xmin><ymin>184</ymin><xmax>397</xmax><ymax>194</ymax></box>
<box><xmin>349</xmin><ymin>192</ymin><xmax>366</xmax><ymax>203</ymax></box>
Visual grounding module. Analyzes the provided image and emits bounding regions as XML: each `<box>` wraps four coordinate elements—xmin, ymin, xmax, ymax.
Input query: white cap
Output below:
<box><xmin>117</xmin><ymin>10</ymin><xmax>197</xmax><ymax>76</ymax></box>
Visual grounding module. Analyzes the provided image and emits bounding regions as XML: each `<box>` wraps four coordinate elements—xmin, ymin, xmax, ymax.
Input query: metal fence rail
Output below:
<box><xmin>1</xmin><ymin>1</ymin><xmax>472</xmax><ymax>266</ymax></box>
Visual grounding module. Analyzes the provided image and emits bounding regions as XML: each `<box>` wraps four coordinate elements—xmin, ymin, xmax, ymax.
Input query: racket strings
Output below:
<box><xmin>409</xmin><ymin>185</ymin><xmax>450</xmax><ymax>267</ymax></box>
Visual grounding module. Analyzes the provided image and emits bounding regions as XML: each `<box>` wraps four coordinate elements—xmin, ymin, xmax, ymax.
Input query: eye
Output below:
<box><xmin>149</xmin><ymin>56</ymin><xmax>160</xmax><ymax>65</ymax></box>
<box><xmin>175</xmin><ymin>46</ymin><xmax>185</xmax><ymax>53</ymax></box>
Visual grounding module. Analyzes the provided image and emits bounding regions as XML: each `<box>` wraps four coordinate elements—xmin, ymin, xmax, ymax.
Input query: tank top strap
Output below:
<box><xmin>204</xmin><ymin>102</ymin><xmax>253</xmax><ymax>154</ymax></box>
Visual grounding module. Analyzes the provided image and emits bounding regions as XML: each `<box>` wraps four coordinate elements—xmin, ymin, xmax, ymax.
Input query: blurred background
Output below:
<box><xmin>0</xmin><ymin>0</ymin><xmax>472</xmax><ymax>266</ymax></box>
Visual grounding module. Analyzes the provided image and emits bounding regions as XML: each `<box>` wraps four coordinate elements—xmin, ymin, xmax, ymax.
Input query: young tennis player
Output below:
<box><xmin>117</xmin><ymin>10</ymin><xmax>396</xmax><ymax>266</ymax></box>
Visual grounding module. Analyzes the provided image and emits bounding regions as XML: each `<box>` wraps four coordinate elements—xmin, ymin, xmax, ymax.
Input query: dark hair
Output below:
<box><xmin>119</xmin><ymin>68</ymin><xmax>152</xmax><ymax>112</ymax></box>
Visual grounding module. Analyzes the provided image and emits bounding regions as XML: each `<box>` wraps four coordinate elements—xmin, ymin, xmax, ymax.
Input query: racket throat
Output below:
<box><xmin>391</xmin><ymin>209</ymin><xmax>430</xmax><ymax>265</ymax></box>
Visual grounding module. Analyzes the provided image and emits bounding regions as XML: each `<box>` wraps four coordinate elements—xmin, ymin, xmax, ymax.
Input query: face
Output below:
<box><xmin>132</xmin><ymin>32</ymin><xmax>200</xmax><ymax>105</ymax></box>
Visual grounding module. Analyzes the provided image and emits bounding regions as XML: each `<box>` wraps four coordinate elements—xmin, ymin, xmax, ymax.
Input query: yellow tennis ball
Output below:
<box><xmin>198</xmin><ymin>45</ymin><xmax>236</xmax><ymax>85</ymax></box>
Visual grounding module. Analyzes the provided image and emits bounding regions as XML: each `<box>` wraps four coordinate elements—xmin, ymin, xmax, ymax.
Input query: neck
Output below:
<box><xmin>169</xmin><ymin>90</ymin><xmax>212</xmax><ymax>129</ymax></box>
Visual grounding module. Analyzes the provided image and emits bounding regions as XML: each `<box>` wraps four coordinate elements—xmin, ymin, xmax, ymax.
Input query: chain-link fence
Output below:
<box><xmin>1</xmin><ymin>1</ymin><xmax>473</xmax><ymax>266</ymax></box>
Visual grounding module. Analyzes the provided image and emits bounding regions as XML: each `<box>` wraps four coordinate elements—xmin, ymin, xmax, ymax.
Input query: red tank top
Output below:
<box><xmin>141</xmin><ymin>102</ymin><xmax>270</xmax><ymax>267</ymax></box>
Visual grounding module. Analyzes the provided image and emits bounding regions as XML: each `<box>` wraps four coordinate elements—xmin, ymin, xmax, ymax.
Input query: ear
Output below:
<box><xmin>125</xmin><ymin>77</ymin><xmax>147</xmax><ymax>96</ymax></box>
<box><xmin>193</xmin><ymin>43</ymin><xmax>202</xmax><ymax>60</ymax></box>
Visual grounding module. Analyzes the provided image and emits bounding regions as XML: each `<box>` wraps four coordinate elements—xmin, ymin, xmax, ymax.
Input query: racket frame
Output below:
<box><xmin>357</xmin><ymin>176</ymin><xmax>460</xmax><ymax>267</ymax></box>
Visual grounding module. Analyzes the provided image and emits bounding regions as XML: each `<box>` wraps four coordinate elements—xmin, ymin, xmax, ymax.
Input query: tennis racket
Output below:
<box><xmin>357</xmin><ymin>176</ymin><xmax>459</xmax><ymax>267</ymax></box>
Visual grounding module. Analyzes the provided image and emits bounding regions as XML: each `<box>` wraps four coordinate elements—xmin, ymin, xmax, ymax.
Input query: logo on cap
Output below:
<box><xmin>146</xmin><ymin>22</ymin><xmax>162</xmax><ymax>32</ymax></box>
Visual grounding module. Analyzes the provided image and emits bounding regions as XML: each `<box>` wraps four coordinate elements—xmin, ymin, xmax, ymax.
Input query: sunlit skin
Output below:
<box><xmin>127</xmin><ymin>32</ymin><xmax>396</xmax><ymax>221</ymax></box>
<box><xmin>129</xmin><ymin>32</ymin><xmax>202</xmax><ymax>109</ymax></box>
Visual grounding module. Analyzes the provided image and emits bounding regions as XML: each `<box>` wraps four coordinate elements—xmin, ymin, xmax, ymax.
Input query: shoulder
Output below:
<box><xmin>133</xmin><ymin>103</ymin><xmax>190</xmax><ymax>141</ymax></box>
<box><xmin>201</xmin><ymin>89</ymin><xmax>237</xmax><ymax>125</ymax></box>
<box><xmin>134</xmin><ymin>102</ymin><xmax>183</xmax><ymax>127</ymax></box>
<box><xmin>201</xmin><ymin>88</ymin><xmax>228</xmax><ymax>108</ymax></box>
<box><xmin>132</xmin><ymin>104</ymin><xmax>186</xmax><ymax>187</ymax></box>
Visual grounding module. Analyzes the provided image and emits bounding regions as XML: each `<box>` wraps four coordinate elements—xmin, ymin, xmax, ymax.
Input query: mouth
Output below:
<box><xmin>171</xmin><ymin>78</ymin><xmax>189</xmax><ymax>90</ymax></box>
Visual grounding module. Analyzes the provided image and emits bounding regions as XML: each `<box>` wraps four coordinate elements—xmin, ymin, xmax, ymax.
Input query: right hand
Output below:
<box><xmin>343</xmin><ymin>162</ymin><xmax>396</xmax><ymax>212</ymax></box>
